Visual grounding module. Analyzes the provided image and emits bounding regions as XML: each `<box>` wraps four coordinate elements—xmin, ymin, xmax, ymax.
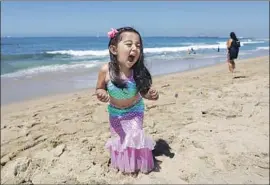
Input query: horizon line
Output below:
<box><xmin>1</xmin><ymin>35</ymin><xmax>261</xmax><ymax>39</ymax></box>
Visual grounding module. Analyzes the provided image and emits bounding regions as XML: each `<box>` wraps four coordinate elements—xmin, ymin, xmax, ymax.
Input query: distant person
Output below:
<box><xmin>95</xmin><ymin>27</ymin><xmax>159</xmax><ymax>174</ymax></box>
<box><xmin>213</xmin><ymin>46</ymin><xmax>220</xmax><ymax>52</ymax></box>
<box><xmin>188</xmin><ymin>47</ymin><xmax>196</xmax><ymax>55</ymax></box>
<box><xmin>191</xmin><ymin>47</ymin><xmax>196</xmax><ymax>54</ymax></box>
<box><xmin>226</xmin><ymin>32</ymin><xmax>241</xmax><ymax>73</ymax></box>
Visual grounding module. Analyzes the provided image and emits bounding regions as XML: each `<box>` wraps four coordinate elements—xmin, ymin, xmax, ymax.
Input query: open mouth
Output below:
<box><xmin>128</xmin><ymin>55</ymin><xmax>135</xmax><ymax>62</ymax></box>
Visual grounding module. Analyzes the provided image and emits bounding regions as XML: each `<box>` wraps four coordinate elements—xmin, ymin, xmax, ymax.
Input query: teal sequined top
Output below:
<box><xmin>107</xmin><ymin>71</ymin><xmax>138</xmax><ymax>99</ymax></box>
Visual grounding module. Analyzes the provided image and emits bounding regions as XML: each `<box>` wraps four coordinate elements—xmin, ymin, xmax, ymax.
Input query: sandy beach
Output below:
<box><xmin>1</xmin><ymin>56</ymin><xmax>269</xmax><ymax>184</ymax></box>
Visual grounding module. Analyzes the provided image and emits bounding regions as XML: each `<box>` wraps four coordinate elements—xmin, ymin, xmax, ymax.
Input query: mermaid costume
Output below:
<box><xmin>105</xmin><ymin>71</ymin><xmax>156</xmax><ymax>173</ymax></box>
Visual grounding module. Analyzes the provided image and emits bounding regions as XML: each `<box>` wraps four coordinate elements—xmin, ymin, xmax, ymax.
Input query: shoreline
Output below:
<box><xmin>1</xmin><ymin>55</ymin><xmax>269</xmax><ymax>184</ymax></box>
<box><xmin>1</xmin><ymin>55</ymin><xmax>268</xmax><ymax>107</ymax></box>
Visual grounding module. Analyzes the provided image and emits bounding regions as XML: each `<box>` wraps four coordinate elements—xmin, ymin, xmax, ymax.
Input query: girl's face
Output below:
<box><xmin>110</xmin><ymin>32</ymin><xmax>141</xmax><ymax>69</ymax></box>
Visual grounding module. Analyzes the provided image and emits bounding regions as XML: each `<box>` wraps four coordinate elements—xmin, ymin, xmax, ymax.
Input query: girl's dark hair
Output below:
<box><xmin>230</xmin><ymin>32</ymin><xmax>238</xmax><ymax>41</ymax></box>
<box><xmin>108</xmin><ymin>27</ymin><xmax>152</xmax><ymax>95</ymax></box>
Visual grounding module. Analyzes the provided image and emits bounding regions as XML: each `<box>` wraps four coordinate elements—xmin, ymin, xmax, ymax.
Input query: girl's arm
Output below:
<box><xmin>96</xmin><ymin>64</ymin><xmax>109</xmax><ymax>102</ymax></box>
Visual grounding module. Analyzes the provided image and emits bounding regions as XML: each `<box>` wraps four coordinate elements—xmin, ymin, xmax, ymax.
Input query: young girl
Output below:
<box><xmin>95</xmin><ymin>27</ymin><xmax>159</xmax><ymax>174</ymax></box>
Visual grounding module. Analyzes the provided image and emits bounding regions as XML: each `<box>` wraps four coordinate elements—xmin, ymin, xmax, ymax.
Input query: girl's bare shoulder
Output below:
<box><xmin>99</xmin><ymin>63</ymin><xmax>109</xmax><ymax>73</ymax></box>
<box><xmin>99</xmin><ymin>63</ymin><xmax>110</xmax><ymax>83</ymax></box>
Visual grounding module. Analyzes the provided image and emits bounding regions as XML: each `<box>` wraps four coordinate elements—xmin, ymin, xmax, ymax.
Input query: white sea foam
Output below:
<box><xmin>46</xmin><ymin>49</ymin><xmax>108</xmax><ymax>57</ymax></box>
<box><xmin>45</xmin><ymin>39</ymin><xmax>265</xmax><ymax>57</ymax></box>
<box><xmin>241</xmin><ymin>40</ymin><xmax>265</xmax><ymax>45</ymax></box>
<box><xmin>1</xmin><ymin>62</ymin><xmax>99</xmax><ymax>78</ymax></box>
<box><xmin>255</xmin><ymin>46</ymin><xmax>269</xmax><ymax>51</ymax></box>
<box><xmin>218</xmin><ymin>40</ymin><xmax>265</xmax><ymax>47</ymax></box>
<box><xmin>46</xmin><ymin>44</ymin><xmax>226</xmax><ymax>57</ymax></box>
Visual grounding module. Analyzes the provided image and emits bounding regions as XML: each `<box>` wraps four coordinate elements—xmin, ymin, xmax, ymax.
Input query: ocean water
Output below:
<box><xmin>1</xmin><ymin>36</ymin><xmax>269</xmax><ymax>104</ymax></box>
<box><xmin>1</xmin><ymin>36</ymin><xmax>269</xmax><ymax>77</ymax></box>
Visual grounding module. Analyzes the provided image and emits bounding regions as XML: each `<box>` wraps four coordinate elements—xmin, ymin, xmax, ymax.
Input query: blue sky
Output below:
<box><xmin>1</xmin><ymin>1</ymin><xmax>269</xmax><ymax>37</ymax></box>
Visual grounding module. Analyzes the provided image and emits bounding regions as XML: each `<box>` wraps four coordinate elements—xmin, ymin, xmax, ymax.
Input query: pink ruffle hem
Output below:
<box><xmin>105</xmin><ymin>130</ymin><xmax>155</xmax><ymax>173</ymax></box>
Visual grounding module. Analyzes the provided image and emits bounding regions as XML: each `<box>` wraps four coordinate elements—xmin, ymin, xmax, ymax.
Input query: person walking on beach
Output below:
<box><xmin>226</xmin><ymin>32</ymin><xmax>241</xmax><ymax>72</ymax></box>
<box><xmin>95</xmin><ymin>27</ymin><xmax>159</xmax><ymax>175</ymax></box>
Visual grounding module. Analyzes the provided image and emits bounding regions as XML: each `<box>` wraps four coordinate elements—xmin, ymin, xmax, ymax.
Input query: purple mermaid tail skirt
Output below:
<box><xmin>105</xmin><ymin>98</ymin><xmax>156</xmax><ymax>173</ymax></box>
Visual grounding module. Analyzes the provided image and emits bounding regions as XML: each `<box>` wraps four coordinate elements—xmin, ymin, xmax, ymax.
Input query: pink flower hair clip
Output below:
<box><xmin>108</xmin><ymin>28</ymin><xmax>118</xmax><ymax>38</ymax></box>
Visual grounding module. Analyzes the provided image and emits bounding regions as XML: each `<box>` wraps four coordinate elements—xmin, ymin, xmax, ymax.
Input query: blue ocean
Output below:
<box><xmin>1</xmin><ymin>36</ymin><xmax>269</xmax><ymax>77</ymax></box>
<box><xmin>1</xmin><ymin>36</ymin><xmax>269</xmax><ymax>104</ymax></box>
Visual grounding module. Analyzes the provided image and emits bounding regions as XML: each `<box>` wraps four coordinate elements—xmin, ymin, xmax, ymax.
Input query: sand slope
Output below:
<box><xmin>1</xmin><ymin>56</ymin><xmax>269</xmax><ymax>184</ymax></box>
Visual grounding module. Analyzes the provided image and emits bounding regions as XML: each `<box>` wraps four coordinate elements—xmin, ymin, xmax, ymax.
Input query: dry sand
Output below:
<box><xmin>1</xmin><ymin>56</ymin><xmax>269</xmax><ymax>184</ymax></box>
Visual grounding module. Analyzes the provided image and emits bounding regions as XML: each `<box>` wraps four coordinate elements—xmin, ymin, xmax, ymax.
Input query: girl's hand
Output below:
<box><xmin>148</xmin><ymin>88</ymin><xmax>159</xmax><ymax>100</ymax></box>
<box><xmin>96</xmin><ymin>89</ymin><xmax>110</xmax><ymax>102</ymax></box>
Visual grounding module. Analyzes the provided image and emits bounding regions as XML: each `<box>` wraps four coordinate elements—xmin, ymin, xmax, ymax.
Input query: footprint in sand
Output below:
<box><xmin>191</xmin><ymin>140</ymin><xmax>204</xmax><ymax>149</ymax></box>
<box><xmin>233</xmin><ymin>75</ymin><xmax>247</xmax><ymax>79</ymax></box>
